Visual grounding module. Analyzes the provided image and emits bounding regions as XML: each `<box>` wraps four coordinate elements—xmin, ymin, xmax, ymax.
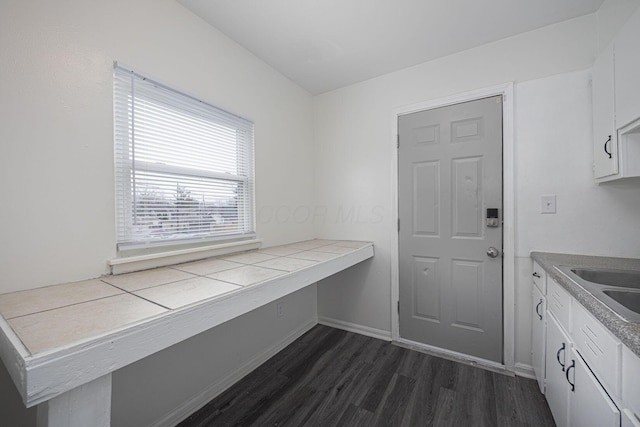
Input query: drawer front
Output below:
<box><xmin>623</xmin><ymin>347</ymin><xmax>640</xmax><ymax>416</ymax></box>
<box><xmin>532</xmin><ymin>261</ymin><xmax>547</xmax><ymax>294</ymax></box>
<box><xmin>547</xmin><ymin>277</ymin><xmax>571</xmax><ymax>332</ymax></box>
<box><xmin>571</xmin><ymin>302</ymin><xmax>621</xmax><ymax>394</ymax></box>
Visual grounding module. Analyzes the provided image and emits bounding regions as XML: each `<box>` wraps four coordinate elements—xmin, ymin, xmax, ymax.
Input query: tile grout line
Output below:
<box><xmin>3</xmin><ymin>292</ymin><xmax>131</xmax><ymax>321</ymax></box>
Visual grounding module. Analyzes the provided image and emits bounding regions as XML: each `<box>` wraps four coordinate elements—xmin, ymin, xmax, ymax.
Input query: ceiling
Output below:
<box><xmin>178</xmin><ymin>0</ymin><xmax>604</xmax><ymax>94</ymax></box>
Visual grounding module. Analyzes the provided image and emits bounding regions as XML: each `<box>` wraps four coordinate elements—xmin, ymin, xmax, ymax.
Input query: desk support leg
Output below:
<box><xmin>36</xmin><ymin>373</ymin><xmax>112</xmax><ymax>427</ymax></box>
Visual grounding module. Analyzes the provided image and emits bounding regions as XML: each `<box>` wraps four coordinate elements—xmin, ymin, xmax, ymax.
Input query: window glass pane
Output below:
<box><xmin>114</xmin><ymin>64</ymin><xmax>254</xmax><ymax>248</ymax></box>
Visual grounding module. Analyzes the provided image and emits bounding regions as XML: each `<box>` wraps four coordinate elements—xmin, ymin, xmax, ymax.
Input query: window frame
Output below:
<box><xmin>113</xmin><ymin>63</ymin><xmax>256</xmax><ymax>251</ymax></box>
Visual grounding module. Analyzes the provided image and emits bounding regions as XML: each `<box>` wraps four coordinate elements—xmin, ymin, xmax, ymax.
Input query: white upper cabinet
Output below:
<box><xmin>592</xmin><ymin>42</ymin><xmax>618</xmax><ymax>179</ymax></box>
<box><xmin>614</xmin><ymin>9</ymin><xmax>640</xmax><ymax>129</ymax></box>
<box><xmin>592</xmin><ymin>7</ymin><xmax>640</xmax><ymax>183</ymax></box>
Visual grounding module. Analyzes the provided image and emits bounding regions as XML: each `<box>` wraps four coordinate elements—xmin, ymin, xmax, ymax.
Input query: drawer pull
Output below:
<box><xmin>566</xmin><ymin>359</ymin><xmax>576</xmax><ymax>392</ymax></box>
<box><xmin>535</xmin><ymin>299</ymin><xmax>543</xmax><ymax>321</ymax></box>
<box><xmin>557</xmin><ymin>343</ymin><xmax>566</xmax><ymax>371</ymax></box>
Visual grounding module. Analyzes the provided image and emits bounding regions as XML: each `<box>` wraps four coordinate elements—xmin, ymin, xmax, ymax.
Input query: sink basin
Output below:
<box><xmin>570</xmin><ymin>268</ymin><xmax>640</xmax><ymax>289</ymax></box>
<box><xmin>555</xmin><ymin>265</ymin><xmax>640</xmax><ymax>323</ymax></box>
<box><xmin>603</xmin><ymin>289</ymin><xmax>640</xmax><ymax>314</ymax></box>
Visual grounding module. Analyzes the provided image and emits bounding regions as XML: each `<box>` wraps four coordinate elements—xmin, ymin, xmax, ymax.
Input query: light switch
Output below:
<box><xmin>540</xmin><ymin>195</ymin><xmax>557</xmax><ymax>214</ymax></box>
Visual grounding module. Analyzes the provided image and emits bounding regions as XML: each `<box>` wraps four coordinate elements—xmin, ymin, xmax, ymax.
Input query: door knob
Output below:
<box><xmin>487</xmin><ymin>247</ymin><xmax>500</xmax><ymax>258</ymax></box>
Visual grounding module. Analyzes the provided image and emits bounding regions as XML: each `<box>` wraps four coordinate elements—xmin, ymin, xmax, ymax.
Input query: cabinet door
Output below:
<box><xmin>532</xmin><ymin>285</ymin><xmax>546</xmax><ymax>393</ymax></box>
<box><xmin>546</xmin><ymin>313</ymin><xmax>570</xmax><ymax>427</ymax></box>
<box><xmin>622</xmin><ymin>409</ymin><xmax>640</xmax><ymax>427</ymax></box>
<box><xmin>615</xmin><ymin>8</ymin><xmax>640</xmax><ymax>129</ymax></box>
<box><xmin>568</xmin><ymin>348</ymin><xmax>620</xmax><ymax>427</ymax></box>
<box><xmin>592</xmin><ymin>42</ymin><xmax>618</xmax><ymax>179</ymax></box>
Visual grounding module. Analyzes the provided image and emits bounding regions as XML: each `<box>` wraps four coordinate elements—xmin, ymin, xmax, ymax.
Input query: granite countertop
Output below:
<box><xmin>531</xmin><ymin>251</ymin><xmax>640</xmax><ymax>358</ymax></box>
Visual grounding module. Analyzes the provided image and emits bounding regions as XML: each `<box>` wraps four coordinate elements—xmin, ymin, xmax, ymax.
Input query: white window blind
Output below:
<box><xmin>114</xmin><ymin>64</ymin><xmax>255</xmax><ymax>249</ymax></box>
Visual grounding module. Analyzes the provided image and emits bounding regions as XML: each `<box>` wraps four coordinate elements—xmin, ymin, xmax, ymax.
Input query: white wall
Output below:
<box><xmin>314</xmin><ymin>12</ymin><xmax>640</xmax><ymax>370</ymax></box>
<box><xmin>514</xmin><ymin>69</ymin><xmax>640</xmax><ymax>365</ymax></box>
<box><xmin>0</xmin><ymin>0</ymin><xmax>316</xmax><ymax>425</ymax></box>
<box><xmin>0</xmin><ymin>0</ymin><xmax>315</xmax><ymax>293</ymax></box>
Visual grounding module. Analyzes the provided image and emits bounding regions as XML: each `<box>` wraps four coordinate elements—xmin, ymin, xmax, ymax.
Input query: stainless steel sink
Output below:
<box><xmin>555</xmin><ymin>265</ymin><xmax>640</xmax><ymax>323</ymax></box>
<box><xmin>569</xmin><ymin>268</ymin><xmax>640</xmax><ymax>289</ymax></box>
<box><xmin>603</xmin><ymin>290</ymin><xmax>640</xmax><ymax>314</ymax></box>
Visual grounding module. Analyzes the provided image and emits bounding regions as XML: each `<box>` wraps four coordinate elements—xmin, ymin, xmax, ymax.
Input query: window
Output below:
<box><xmin>113</xmin><ymin>64</ymin><xmax>255</xmax><ymax>250</ymax></box>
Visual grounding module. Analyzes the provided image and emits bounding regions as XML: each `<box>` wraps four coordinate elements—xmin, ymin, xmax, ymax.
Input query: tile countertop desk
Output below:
<box><xmin>0</xmin><ymin>239</ymin><xmax>374</xmax><ymax>427</ymax></box>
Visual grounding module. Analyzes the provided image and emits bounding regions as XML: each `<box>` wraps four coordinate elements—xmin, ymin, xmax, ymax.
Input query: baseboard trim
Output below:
<box><xmin>317</xmin><ymin>316</ymin><xmax>392</xmax><ymax>341</ymax></box>
<box><xmin>394</xmin><ymin>337</ymin><xmax>511</xmax><ymax>376</ymax></box>
<box><xmin>513</xmin><ymin>363</ymin><xmax>536</xmax><ymax>379</ymax></box>
<box><xmin>150</xmin><ymin>318</ymin><xmax>317</xmax><ymax>427</ymax></box>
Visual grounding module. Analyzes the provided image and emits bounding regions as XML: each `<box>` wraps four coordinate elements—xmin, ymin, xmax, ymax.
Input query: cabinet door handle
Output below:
<box><xmin>557</xmin><ymin>343</ymin><xmax>566</xmax><ymax>371</ymax></box>
<box><xmin>566</xmin><ymin>359</ymin><xmax>575</xmax><ymax>392</ymax></box>
<box><xmin>532</xmin><ymin>272</ymin><xmax>541</xmax><ymax>278</ymax></box>
<box><xmin>604</xmin><ymin>135</ymin><xmax>612</xmax><ymax>159</ymax></box>
<box><xmin>535</xmin><ymin>299</ymin><xmax>543</xmax><ymax>321</ymax></box>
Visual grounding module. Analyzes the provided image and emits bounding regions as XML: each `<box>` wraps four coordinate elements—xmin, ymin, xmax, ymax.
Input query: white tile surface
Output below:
<box><xmin>332</xmin><ymin>240</ymin><xmax>370</xmax><ymax>249</ymax></box>
<box><xmin>134</xmin><ymin>277</ymin><xmax>241</xmax><ymax>310</ymax></box>
<box><xmin>101</xmin><ymin>268</ymin><xmax>196</xmax><ymax>292</ymax></box>
<box><xmin>171</xmin><ymin>258</ymin><xmax>242</xmax><ymax>276</ymax></box>
<box><xmin>255</xmin><ymin>257</ymin><xmax>318</xmax><ymax>272</ymax></box>
<box><xmin>287</xmin><ymin>240</ymin><xmax>333</xmax><ymax>250</ymax></box>
<box><xmin>311</xmin><ymin>245</ymin><xmax>356</xmax><ymax>254</ymax></box>
<box><xmin>207</xmin><ymin>265</ymin><xmax>285</xmax><ymax>287</ymax></box>
<box><xmin>307</xmin><ymin>239</ymin><xmax>339</xmax><ymax>246</ymax></box>
<box><xmin>9</xmin><ymin>294</ymin><xmax>167</xmax><ymax>354</ymax></box>
<box><xmin>222</xmin><ymin>251</ymin><xmax>278</xmax><ymax>264</ymax></box>
<box><xmin>0</xmin><ymin>280</ymin><xmax>123</xmax><ymax>320</ymax></box>
<box><xmin>288</xmin><ymin>250</ymin><xmax>339</xmax><ymax>262</ymax></box>
<box><xmin>257</xmin><ymin>246</ymin><xmax>305</xmax><ymax>256</ymax></box>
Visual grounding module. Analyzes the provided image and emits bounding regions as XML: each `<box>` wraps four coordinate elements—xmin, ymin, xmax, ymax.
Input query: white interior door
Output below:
<box><xmin>398</xmin><ymin>95</ymin><xmax>503</xmax><ymax>363</ymax></box>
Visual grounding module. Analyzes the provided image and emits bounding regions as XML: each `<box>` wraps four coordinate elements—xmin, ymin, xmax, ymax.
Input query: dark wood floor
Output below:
<box><xmin>178</xmin><ymin>325</ymin><xmax>555</xmax><ymax>427</ymax></box>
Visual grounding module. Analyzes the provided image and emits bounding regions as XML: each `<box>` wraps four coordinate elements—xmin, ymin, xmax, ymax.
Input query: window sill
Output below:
<box><xmin>109</xmin><ymin>238</ymin><xmax>262</xmax><ymax>274</ymax></box>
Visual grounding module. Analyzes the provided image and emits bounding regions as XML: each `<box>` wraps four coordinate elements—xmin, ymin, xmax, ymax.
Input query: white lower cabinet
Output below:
<box><xmin>567</xmin><ymin>348</ymin><xmax>620</xmax><ymax>427</ymax></box>
<box><xmin>532</xmin><ymin>259</ymin><xmax>629</xmax><ymax>427</ymax></box>
<box><xmin>623</xmin><ymin>347</ymin><xmax>640</xmax><ymax>426</ymax></box>
<box><xmin>545</xmin><ymin>313</ymin><xmax>570</xmax><ymax>427</ymax></box>
<box><xmin>532</xmin><ymin>284</ymin><xmax>546</xmax><ymax>393</ymax></box>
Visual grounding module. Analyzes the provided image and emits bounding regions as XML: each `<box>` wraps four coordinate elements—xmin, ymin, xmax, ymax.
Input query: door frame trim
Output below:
<box><xmin>390</xmin><ymin>83</ymin><xmax>515</xmax><ymax>371</ymax></box>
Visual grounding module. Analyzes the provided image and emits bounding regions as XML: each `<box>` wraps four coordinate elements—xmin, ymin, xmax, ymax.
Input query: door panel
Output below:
<box><xmin>398</xmin><ymin>96</ymin><xmax>503</xmax><ymax>363</ymax></box>
<box><xmin>412</xmin><ymin>256</ymin><xmax>441</xmax><ymax>322</ymax></box>
<box><xmin>452</xmin><ymin>157</ymin><xmax>482</xmax><ymax>237</ymax></box>
<box><xmin>412</xmin><ymin>161</ymin><xmax>440</xmax><ymax>235</ymax></box>
<box><xmin>451</xmin><ymin>259</ymin><xmax>483</xmax><ymax>331</ymax></box>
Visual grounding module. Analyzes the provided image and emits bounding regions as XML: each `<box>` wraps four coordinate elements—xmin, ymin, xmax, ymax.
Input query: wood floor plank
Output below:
<box><xmin>303</xmin><ymin>360</ymin><xmax>370</xmax><ymax>425</ymax></box>
<box><xmin>359</xmin><ymin>345</ymin><xmax>405</xmax><ymax>412</ymax></box>
<box><xmin>178</xmin><ymin>325</ymin><xmax>556</xmax><ymax>427</ymax></box>
<box><xmin>337</xmin><ymin>403</ymin><xmax>375</xmax><ymax>427</ymax></box>
<box><xmin>400</xmin><ymin>354</ymin><xmax>457</xmax><ymax>426</ymax></box>
<box><xmin>371</xmin><ymin>373</ymin><xmax>416</xmax><ymax>426</ymax></box>
<box><xmin>451</xmin><ymin>364</ymin><xmax>497</xmax><ymax>426</ymax></box>
<box><xmin>430</xmin><ymin>386</ymin><xmax>456</xmax><ymax>427</ymax></box>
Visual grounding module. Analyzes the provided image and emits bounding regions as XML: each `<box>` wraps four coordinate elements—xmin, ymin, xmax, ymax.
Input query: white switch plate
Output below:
<box><xmin>540</xmin><ymin>195</ymin><xmax>557</xmax><ymax>214</ymax></box>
